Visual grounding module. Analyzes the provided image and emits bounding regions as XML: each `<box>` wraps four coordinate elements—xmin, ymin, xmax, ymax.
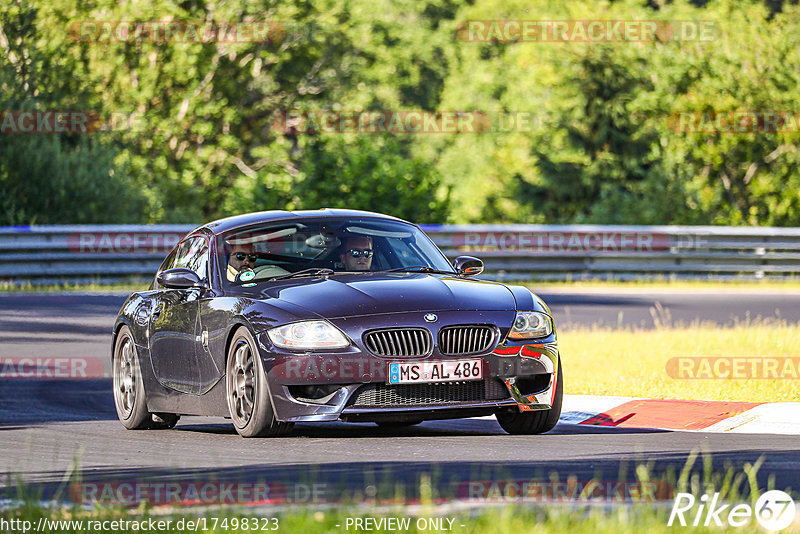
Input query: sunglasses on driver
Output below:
<box><xmin>234</xmin><ymin>253</ymin><xmax>258</xmax><ymax>261</ymax></box>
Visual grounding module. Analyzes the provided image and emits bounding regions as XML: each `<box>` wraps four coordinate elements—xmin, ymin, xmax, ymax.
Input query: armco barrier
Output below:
<box><xmin>1</xmin><ymin>224</ymin><xmax>799</xmax><ymax>285</ymax></box>
<box><xmin>420</xmin><ymin>224</ymin><xmax>800</xmax><ymax>281</ymax></box>
<box><xmin>0</xmin><ymin>225</ymin><xmax>192</xmax><ymax>285</ymax></box>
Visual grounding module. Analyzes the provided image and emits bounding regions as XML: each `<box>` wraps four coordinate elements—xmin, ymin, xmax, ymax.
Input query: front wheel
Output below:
<box><xmin>226</xmin><ymin>327</ymin><xmax>294</xmax><ymax>438</ymax></box>
<box><xmin>113</xmin><ymin>326</ymin><xmax>150</xmax><ymax>429</ymax></box>
<box><xmin>496</xmin><ymin>360</ymin><xmax>563</xmax><ymax>435</ymax></box>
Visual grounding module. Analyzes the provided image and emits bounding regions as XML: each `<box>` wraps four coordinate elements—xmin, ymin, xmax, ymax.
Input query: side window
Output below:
<box><xmin>152</xmin><ymin>248</ymin><xmax>178</xmax><ymax>289</ymax></box>
<box><xmin>158</xmin><ymin>249</ymin><xmax>178</xmax><ymax>274</ymax></box>
<box><xmin>173</xmin><ymin>236</ymin><xmax>210</xmax><ymax>281</ymax></box>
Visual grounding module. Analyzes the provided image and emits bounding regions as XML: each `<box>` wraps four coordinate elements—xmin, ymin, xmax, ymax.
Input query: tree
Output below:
<box><xmin>660</xmin><ymin>1</ymin><xmax>800</xmax><ymax>225</ymax></box>
<box><xmin>294</xmin><ymin>135</ymin><xmax>450</xmax><ymax>223</ymax></box>
<box><xmin>0</xmin><ymin>0</ymin><xmax>145</xmax><ymax>224</ymax></box>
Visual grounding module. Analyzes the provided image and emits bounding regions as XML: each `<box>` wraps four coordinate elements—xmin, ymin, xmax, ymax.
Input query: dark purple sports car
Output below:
<box><xmin>112</xmin><ymin>209</ymin><xmax>563</xmax><ymax>437</ymax></box>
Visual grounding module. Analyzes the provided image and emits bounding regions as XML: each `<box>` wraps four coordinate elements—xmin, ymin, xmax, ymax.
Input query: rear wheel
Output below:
<box><xmin>226</xmin><ymin>327</ymin><xmax>294</xmax><ymax>438</ymax></box>
<box><xmin>496</xmin><ymin>360</ymin><xmax>563</xmax><ymax>435</ymax></box>
<box><xmin>113</xmin><ymin>326</ymin><xmax>180</xmax><ymax>430</ymax></box>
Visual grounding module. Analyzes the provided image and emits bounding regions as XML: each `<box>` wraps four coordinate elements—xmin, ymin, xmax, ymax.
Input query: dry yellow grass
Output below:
<box><xmin>558</xmin><ymin>321</ymin><xmax>800</xmax><ymax>402</ymax></box>
<box><xmin>526</xmin><ymin>279</ymin><xmax>800</xmax><ymax>291</ymax></box>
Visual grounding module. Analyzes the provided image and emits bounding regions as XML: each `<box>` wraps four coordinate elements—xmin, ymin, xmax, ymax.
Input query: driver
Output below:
<box><xmin>339</xmin><ymin>236</ymin><xmax>373</xmax><ymax>271</ymax></box>
<box><xmin>226</xmin><ymin>245</ymin><xmax>258</xmax><ymax>281</ymax></box>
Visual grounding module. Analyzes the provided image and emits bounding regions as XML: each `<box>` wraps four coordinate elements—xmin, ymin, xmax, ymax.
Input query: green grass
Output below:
<box><xmin>560</xmin><ymin>320</ymin><xmax>800</xmax><ymax>402</ymax></box>
<box><xmin>0</xmin><ymin>507</ymin><xmax>765</xmax><ymax>534</ymax></box>
<box><xmin>2</xmin><ymin>454</ymin><xmax>795</xmax><ymax>533</ymax></box>
<box><xmin>0</xmin><ymin>280</ymin><xmax>148</xmax><ymax>293</ymax></box>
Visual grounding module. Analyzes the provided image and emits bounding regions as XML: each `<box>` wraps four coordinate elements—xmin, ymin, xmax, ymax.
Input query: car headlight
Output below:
<box><xmin>267</xmin><ymin>320</ymin><xmax>350</xmax><ymax>350</ymax></box>
<box><xmin>508</xmin><ymin>311</ymin><xmax>553</xmax><ymax>340</ymax></box>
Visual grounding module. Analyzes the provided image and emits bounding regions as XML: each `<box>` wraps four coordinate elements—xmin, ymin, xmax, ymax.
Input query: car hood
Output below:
<box><xmin>246</xmin><ymin>273</ymin><xmax>518</xmax><ymax>319</ymax></box>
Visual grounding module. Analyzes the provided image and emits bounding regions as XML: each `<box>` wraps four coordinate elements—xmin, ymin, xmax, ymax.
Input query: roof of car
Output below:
<box><xmin>200</xmin><ymin>209</ymin><xmax>410</xmax><ymax>234</ymax></box>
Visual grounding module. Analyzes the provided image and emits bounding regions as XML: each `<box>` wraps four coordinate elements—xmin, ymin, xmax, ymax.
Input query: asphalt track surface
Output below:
<box><xmin>1</xmin><ymin>289</ymin><xmax>799</xmax><ymax>504</ymax></box>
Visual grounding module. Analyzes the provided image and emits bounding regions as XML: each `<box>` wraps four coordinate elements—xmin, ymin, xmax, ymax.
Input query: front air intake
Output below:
<box><xmin>346</xmin><ymin>379</ymin><xmax>511</xmax><ymax>408</ymax></box>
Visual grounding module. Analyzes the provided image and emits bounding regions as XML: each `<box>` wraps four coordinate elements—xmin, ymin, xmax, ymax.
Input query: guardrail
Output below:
<box><xmin>420</xmin><ymin>224</ymin><xmax>800</xmax><ymax>281</ymax></box>
<box><xmin>0</xmin><ymin>225</ymin><xmax>192</xmax><ymax>285</ymax></box>
<box><xmin>1</xmin><ymin>224</ymin><xmax>799</xmax><ymax>285</ymax></box>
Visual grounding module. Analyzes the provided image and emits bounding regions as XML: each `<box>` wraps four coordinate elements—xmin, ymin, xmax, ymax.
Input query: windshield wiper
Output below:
<box><xmin>381</xmin><ymin>265</ymin><xmax>456</xmax><ymax>275</ymax></box>
<box><xmin>267</xmin><ymin>268</ymin><xmax>334</xmax><ymax>281</ymax></box>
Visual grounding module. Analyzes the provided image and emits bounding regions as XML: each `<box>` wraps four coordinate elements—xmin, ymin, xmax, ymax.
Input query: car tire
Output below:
<box><xmin>151</xmin><ymin>413</ymin><xmax>180</xmax><ymax>429</ymax></box>
<box><xmin>226</xmin><ymin>327</ymin><xmax>294</xmax><ymax>438</ymax></box>
<box><xmin>113</xmin><ymin>326</ymin><xmax>152</xmax><ymax>429</ymax></box>
<box><xmin>496</xmin><ymin>359</ymin><xmax>563</xmax><ymax>435</ymax></box>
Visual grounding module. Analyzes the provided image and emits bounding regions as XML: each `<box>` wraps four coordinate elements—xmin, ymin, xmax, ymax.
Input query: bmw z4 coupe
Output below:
<box><xmin>112</xmin><ymin>209</ymin><xmax>563</xmax><ymax>437</ymax></box>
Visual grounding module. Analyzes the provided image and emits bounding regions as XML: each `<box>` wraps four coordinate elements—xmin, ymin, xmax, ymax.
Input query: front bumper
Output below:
<box><xmin>257</xmin><ymin>317</ymin><xmax>560</xmax><ymax>423</ymax></box>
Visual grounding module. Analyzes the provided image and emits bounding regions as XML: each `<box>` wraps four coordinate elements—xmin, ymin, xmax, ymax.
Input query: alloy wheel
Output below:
<box><xmin>228</xmin><ymin>340</ymin><xmax>256</xmax><ymax>426</ymax></box>
<box><xmin>114</xmin><ymin>336</ymin><xmax>137</xmax><ymax>418</ymax></box>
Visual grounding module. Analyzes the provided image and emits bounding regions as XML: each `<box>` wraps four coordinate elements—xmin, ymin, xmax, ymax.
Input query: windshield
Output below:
<box><xmin>217</xmin><ymin>218</ymin><xmax>454</xmax><ymax>285</ymax></box>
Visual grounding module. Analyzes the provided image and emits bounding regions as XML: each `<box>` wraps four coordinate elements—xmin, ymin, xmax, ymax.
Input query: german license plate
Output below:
<box><xmin>388</xmin><ymin>359</ymin><xmax>483</xmax><ymax>384</ymax></box>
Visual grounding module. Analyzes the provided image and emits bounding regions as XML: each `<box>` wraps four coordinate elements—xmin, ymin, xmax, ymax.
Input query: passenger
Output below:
<box><xmin>339</xmin><ymin>236</ymin><xmax>373</xmax><ymax>271</ymax></box>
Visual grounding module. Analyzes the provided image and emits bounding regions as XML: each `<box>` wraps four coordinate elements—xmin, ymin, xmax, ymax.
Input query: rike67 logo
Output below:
<box><xmin>668</xmin><ymin>490</ymin><xmax>796</xmax><ymax>531</ymax></box>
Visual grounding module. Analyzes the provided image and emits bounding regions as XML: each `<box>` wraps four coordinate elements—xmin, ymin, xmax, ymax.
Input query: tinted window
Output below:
<box><xmin>152</xmin><ymin>248</ymin><xmax>178</xmax><ymax>289</ymax></box>
<box><xmin>217</xmin><ymin>218</ymin><xmax>453</xmax><ymax>284</ymax></box>
<box><xmin>174</xmin><ymin>236</ymin><xmax>209</xmax><ymax>280</ymax></box>
<box><xmin>158</xmin><ymin>249</ymin><xmax>177</xmax><ymax>273</ymax></box>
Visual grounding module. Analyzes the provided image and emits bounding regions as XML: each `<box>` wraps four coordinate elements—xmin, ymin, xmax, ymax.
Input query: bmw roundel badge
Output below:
<box><xmin>424</xmin><ymin>313</ymin><xmax>438</xmax><ymax>323</ymax></box>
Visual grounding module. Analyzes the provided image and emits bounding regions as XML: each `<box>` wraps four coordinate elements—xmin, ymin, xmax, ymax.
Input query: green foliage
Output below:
<box><xmin>0</xmin><ymin>134</ymin><xmax>146</xmax><ymax>224</ymax></box>
<box><xmin>436</xmin><ymin>0</ymin><xmax>800</xmax><ymax>225</ymax></box>
<box><xmin>293</xmin><ymin>135</ymin><xmax>450</xmax><ymax>223</ymax></box>
<box><xmin>527</xmin><ymin>45</ymin><xmax>669</xmax><ymax>224</ymax></box>
<box><xmin>0</xmin><ymin>0</ymin><xmax>145</xmax><ymax>224</ymax></box>
<box><xmin>1</xmin><ymin>0</ymin><xmax>799</xmax><ymax>226</ymax></box>
<box><xmin>660</xmin><ymin>1</ymin><xmax>800</xmax><ymax>226</ymax></box>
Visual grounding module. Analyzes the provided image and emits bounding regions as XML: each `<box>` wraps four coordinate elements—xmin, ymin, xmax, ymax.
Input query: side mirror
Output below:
<box><xmin>157</xmin><ymin>268</ymin><xmax>203</xmax><ymax>289</ymax></box>
<box><xmin>454</xmin><ymin>256</ymin><xmax>484</xmax><ymax>277</ymax></box>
